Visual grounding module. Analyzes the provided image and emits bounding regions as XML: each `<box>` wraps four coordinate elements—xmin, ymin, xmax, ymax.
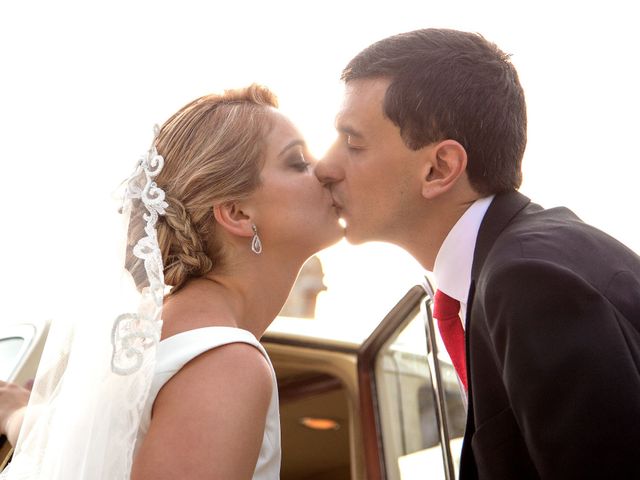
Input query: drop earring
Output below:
<box><xmin>251</xmin><ymin>224</ymin><xmax>263</xmax><ymax>254</ymax></box>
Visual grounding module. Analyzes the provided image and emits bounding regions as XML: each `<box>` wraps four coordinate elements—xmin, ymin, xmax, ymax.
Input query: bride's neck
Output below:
<box><xmin>163</xmin><ymin>254</ymin><xmax>304</xmax><ymax>340</ymax></box>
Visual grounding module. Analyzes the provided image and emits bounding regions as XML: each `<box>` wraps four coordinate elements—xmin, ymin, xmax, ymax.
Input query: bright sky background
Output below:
<box><xmin>1</xmin><ymin>1</ymin><xmax>638</xmax><ymax>338</ymax></box>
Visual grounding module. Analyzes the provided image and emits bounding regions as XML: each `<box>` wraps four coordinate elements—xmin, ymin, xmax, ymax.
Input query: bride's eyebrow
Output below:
<box><xmin>279</xmin><ymin>139</ymin><xmax>306</xmax><ymax>157</ymax></box>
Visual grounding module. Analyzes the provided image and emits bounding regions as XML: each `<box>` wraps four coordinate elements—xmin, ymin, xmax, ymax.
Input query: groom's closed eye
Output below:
<box><xmin>346</xmin><ymin>135</ymin><xmax>365</xmax><ymax>150</ymax></box>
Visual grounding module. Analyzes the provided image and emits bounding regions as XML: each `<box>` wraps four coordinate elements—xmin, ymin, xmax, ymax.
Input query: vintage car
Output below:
<box><xmin>1</xmin><ymin>281</ymin><xmax>467</xmax><ymax>479</ymax></box>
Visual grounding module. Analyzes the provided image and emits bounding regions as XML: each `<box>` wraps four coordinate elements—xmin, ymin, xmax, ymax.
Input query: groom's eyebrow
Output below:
<box><xmin>336</xmin><ymin>123</ymin><xmax>364</xmax><ymax>140</ymax></box>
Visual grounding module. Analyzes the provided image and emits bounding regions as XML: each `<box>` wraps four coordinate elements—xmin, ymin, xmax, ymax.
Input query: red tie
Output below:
<box><xmin>433</xmin><ymin>290</ymin><xmax>468</xmax><ymax>390</ymax></box>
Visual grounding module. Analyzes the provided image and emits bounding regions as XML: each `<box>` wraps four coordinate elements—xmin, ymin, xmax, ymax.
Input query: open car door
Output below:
<box><xmin>358</xmin><ymin>280</ymin><xmax>467</xmax><ymax>480</ymax></box>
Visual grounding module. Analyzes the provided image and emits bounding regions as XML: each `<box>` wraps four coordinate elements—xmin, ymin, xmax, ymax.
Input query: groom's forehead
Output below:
<box><xmin>343</xmin><ymin>78</ymin><xmax>388</xmax><ymax>110</ymax></box>
<box><xmin>335</xmin><ymin>79</ymin><xmax>389</xmax><ymax>130</ymax></box>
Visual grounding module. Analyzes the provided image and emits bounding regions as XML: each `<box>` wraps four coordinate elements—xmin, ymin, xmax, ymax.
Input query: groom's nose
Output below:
<box><xmin>315</xmin><ymin>142</ymin><xmax>345</xmax><ymax>185</ymax></box>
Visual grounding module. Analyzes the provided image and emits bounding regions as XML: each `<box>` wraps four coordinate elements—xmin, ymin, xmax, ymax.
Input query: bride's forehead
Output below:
<box><xmin>269</xmin><ymin>109</ymin><xmax>298</xmax><ymax>134</ymax></box>
<box><xmin>264</xmin><ymin>112</ymin><xmax>304</xmax><ymax>153</ymax></box>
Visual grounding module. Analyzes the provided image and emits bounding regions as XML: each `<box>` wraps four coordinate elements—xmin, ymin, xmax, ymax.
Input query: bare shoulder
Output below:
<box><xmin>179</xmin><ymin>341</ymin><xmax>273</xmax><ymax>393</ymax></box>
<box><xmin>132</xmin><ymin>342</ymin><xmax>274</xmax><ymax>479</ymax></box>
<box><xmin>157</xmin><ymin>341</ymin><xmax>273</xmax><ymax>414</ymax></box>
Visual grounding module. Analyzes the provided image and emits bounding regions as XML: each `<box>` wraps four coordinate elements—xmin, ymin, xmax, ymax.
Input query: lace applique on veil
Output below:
<box><xmin>112</xmin><ymin>124</ymin><xmax>167</xmax><ymax>376</ymax></box>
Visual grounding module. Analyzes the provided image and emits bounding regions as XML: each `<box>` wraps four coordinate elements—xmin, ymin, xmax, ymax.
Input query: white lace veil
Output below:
<box><xmin>1</xmin><ymin>127</ymin><xmax>167</xmax><ymax>479</ymax></box>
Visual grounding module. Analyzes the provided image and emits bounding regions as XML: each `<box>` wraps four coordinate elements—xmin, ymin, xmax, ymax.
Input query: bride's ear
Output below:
<box><xmin>213</xmin><ymin>202</ymin><xmax>254</xmax><ymax>238</ymax></box>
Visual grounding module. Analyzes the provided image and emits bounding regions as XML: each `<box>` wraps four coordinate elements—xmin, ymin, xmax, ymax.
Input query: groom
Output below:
<box><xmin>316</xmin><ymin>28</ymin><xmax>640</xmax><ymax>479</ymax></box>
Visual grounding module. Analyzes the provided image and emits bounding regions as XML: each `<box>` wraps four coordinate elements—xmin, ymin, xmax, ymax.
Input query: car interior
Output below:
<box><xmin>265</xmin><ymin>339</ymin><xmax>361</xmax><ymax>480</ymax></box>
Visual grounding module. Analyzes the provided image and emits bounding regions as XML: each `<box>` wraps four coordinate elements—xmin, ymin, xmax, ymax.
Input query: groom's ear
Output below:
<box><xmin>213</xmin><ymin>202</ymin><xmax>254</xmax><ymax>238</ymax></box>
<box><xmin>420</xmin><ymin>140</ymin><xmax>468</xmax><ymax>200</ymax></box>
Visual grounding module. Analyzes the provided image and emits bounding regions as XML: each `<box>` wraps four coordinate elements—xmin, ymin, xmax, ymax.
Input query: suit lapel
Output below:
<box><xmin>464</xmin><ymin>190</ymin><xmax>532</xmax><ymax>386</ymax></box>
<box><xmin>466</xmin><ymin>190</ymin><xmax>531</xmax><ymax>339</ymax></box>
<box><xmin>460</xmin><ymin>191</ymin><xmax>532</xmax><ymax>477</ymax></box>
<box><xmin>470</xmin><ymin>191</ymin><xmax>532</xmax><ymax>286</ymax></box>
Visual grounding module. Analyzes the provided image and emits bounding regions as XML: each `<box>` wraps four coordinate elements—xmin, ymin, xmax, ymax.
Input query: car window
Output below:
<box><xmin>0</xmin><ymin>337</ymin><xmax>26</xmax><ymax>381</ymax></box>
<box><xmin>374</xmin><ymin>305</ymin><xmax>466</xmax><ymax>479</ymax></box>
<box><xmin>0</xmin><ymin>322</ymin><xmax>40</xmax><ymax>383</ymax></box>
<box><xmin>0</xmin><ymin>321</ymin><xmax>50</xmax><ymax>387</ymax></box>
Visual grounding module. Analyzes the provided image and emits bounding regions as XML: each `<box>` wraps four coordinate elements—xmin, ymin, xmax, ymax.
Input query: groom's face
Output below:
<box><xmin>316</xmin><ymin>78</ymin><xmax>426</xmax><ymax>244</ymax></box>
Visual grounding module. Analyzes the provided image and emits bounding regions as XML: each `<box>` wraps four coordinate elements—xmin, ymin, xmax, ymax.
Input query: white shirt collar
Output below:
<box><xmin>433</xmin><ymin>196</ymin><xmax>494</xmax><ymax>304</ymax></box>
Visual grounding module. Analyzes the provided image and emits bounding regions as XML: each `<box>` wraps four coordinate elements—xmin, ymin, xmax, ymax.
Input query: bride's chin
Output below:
<box><xmin>315</xmin><ymin>223</ymin><xmax>346</xmax><ymax>251</ymax></box>
<box><xmin>294</xmin><ymin>219</ymin><xmax>345</xmax><ymax>257</ymax></box>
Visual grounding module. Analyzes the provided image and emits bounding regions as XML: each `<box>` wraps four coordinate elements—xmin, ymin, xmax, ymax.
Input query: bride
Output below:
<box><xmin>0</xmin><ymin>84</ymin><xmax>343</xmax><ymax>479</ymax></box>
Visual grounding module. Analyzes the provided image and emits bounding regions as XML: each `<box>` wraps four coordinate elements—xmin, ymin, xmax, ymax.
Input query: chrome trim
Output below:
<box><xmin>420</xmin><ymin>278</ymin><xmax>456</xmax><ymax>480</ymax></box>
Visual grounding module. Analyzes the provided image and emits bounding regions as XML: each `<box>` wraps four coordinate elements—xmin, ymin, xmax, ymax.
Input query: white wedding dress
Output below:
<box><xmin>135</xmin><ymin>326</ymin><xmax>281</xmax><ymax>479</ymax></box>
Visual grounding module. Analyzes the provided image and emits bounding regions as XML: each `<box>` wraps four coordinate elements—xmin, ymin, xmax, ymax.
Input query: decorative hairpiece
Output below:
<box><xmin>111</xmin><ymin>125</ymin><xmax>168</xmax><ymax>375</ymax></box>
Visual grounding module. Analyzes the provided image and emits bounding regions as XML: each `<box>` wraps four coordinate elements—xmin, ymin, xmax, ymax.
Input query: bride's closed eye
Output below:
<box><xmin>288</xmin><ymin>151</ymin><xmax>310</xmax><ymax>172</ymax></box>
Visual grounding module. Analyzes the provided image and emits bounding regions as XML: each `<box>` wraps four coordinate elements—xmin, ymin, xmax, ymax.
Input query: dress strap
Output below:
<box><xmin>156</xmin><ymin>326</ymin><xmax>272</xmax><ymax>380</ymax></box>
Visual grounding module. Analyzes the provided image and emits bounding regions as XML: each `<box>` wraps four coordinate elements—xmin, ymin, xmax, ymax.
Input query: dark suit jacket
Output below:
<box><xmin>459</xmin><ymin>191</ymin><xmax>640</xmax><ymax>479</ymax></box>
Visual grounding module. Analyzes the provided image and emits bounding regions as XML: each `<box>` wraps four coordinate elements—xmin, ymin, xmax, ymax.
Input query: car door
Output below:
<box><xmin>358</xmin><ymin>281</ymin><xmax>467</xmax><ymax>480</ymax></box>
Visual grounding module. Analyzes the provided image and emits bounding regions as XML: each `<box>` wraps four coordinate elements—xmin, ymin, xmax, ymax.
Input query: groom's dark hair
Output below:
<box><xmin>342</xmin><ymin>28</ymin><xmax>527</xmax><ymax>196</ymax></box>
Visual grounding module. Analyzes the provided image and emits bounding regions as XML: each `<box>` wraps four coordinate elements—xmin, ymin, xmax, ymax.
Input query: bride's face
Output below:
<box><xmin>247</xmin><ymin>111</ymin><xmax>343</xmax><ymax>257</ymax></box>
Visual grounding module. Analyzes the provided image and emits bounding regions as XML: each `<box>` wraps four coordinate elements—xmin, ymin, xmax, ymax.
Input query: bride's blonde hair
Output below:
<box><xmin>151</xmin><ymin>84</ymin><xmax>278</xmax><ymax>293</ymax></box>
